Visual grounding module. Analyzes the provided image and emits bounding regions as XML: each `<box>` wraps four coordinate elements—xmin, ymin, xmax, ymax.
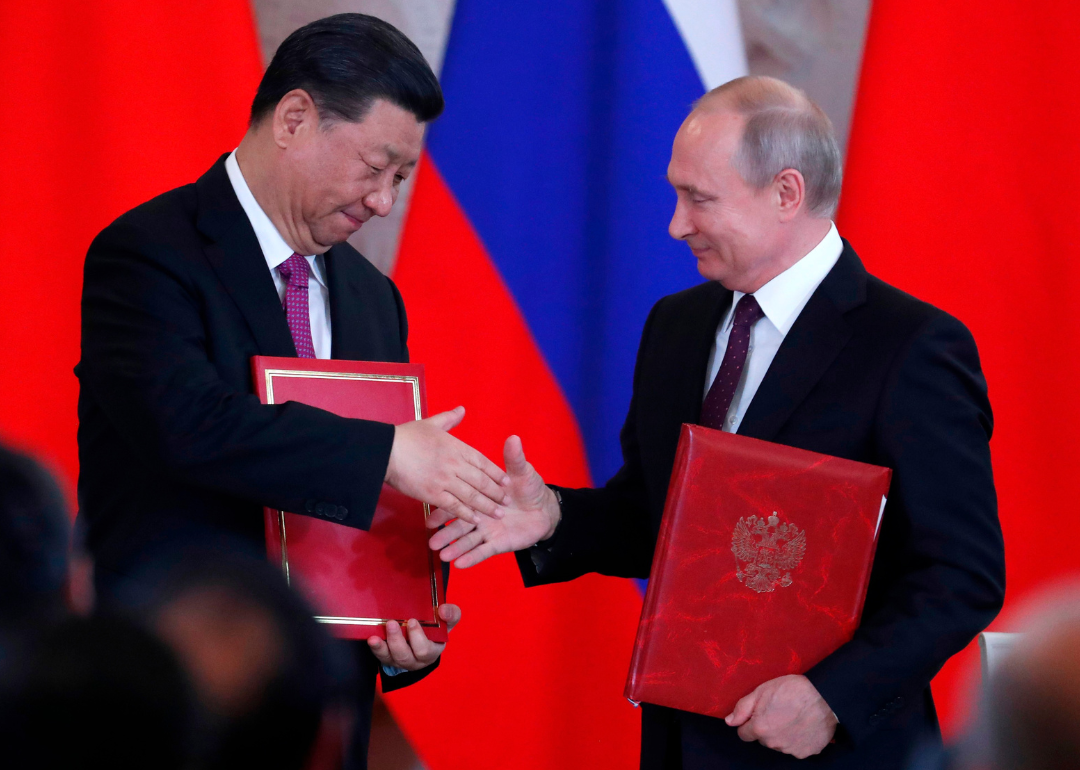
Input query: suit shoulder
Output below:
<box><xmin>862</xmin><ymin>273</ymin><xmax>973</xmax><ymax>342</ymax></box>
<box><xmin>91</xmin><ymin>182</ymin><xmax>199</xmax><ymax>250</ymax></box>
<box><xmin>649</xmin><ymin>280</ymin><xmax>727</xmax><ymax>322</ymax></box>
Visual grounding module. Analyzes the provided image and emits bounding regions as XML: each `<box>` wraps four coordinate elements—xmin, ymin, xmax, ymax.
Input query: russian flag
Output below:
<box><xmin>385</xmin><ymin>3</ymin><xmax>745</xmax><ymax>768</ymax></box>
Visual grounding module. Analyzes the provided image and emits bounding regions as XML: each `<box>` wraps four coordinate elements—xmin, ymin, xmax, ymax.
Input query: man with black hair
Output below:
<box><xmin>0</xmin><ymin>614</ymin><xmax>195</xmax><ymax>770</ymax></box>
<box><xmin>121</xmin><ymin>548</ymin><xmax>355</xmax><ymax>770</ymax></box>
<box><xmin>77</xmin><ymin>13</ymin><xmax>485</xmax><ymax>767</ymax></box>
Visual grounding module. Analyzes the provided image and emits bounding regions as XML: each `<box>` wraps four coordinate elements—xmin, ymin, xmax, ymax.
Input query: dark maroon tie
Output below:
<box><xmin>278</xmin><ymin>253</ymin><xmax>316</xmax><ymax>359</ymax></box>
<box><xmin>700</xmin><ymin>294</ymin><xmax>765</xmax><ymax>430</ymax></box>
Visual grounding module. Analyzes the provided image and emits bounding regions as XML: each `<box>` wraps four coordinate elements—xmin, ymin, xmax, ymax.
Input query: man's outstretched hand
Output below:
<box><xmin>427</xmin><ymin>435</ymin><xmax>561</xmax><ymax>568</ymax></box>
<box><xmin>385</xmin><ymin>406</ymin><xmax>509</xmax><ymax>525</ymax></box>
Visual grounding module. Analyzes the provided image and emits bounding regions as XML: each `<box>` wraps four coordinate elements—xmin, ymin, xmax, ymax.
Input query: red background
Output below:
<box><xmin>2</xmin><ymin>0</ymin><xmax>1078</xmax><ymax>761</ymax></box>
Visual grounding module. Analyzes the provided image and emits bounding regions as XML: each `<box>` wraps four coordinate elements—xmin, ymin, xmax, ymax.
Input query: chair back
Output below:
<box><xmin>978</xmin><ymin>631</ymin><xmax>1021</xmax><ymax>684</ymax></box>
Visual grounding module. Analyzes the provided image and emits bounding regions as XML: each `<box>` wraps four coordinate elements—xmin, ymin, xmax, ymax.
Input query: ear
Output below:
<box><xmin>271</xmin><ymin>89</ymin><xmax>319</xmax><ymax>149</ymax></box>
<box><xmin>773</xmin><ymin>168</ymin><xmax>806</xmax><ymax>222</ymax></box>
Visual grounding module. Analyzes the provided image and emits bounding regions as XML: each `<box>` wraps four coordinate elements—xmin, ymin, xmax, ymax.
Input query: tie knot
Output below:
<box><xmin>733</xmin><ymin>294</ymin><xmax>764</xmax><ymax>329</ymax></box>
<box><xmin>278</xmin><ymin>253</ymin><xmax>310</xmax><ymax>288</ymax></box>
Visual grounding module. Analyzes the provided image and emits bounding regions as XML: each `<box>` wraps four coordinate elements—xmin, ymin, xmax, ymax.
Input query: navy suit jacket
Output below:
<box><xmin>518</xmin><ymin>243</ymin><xmax>1006</xmax><ymax>769</ymax></box>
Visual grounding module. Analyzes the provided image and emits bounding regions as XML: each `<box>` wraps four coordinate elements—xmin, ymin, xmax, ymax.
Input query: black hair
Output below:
<box><xmin>0</xmin><ymin>615</ymin><xmax>195</xmax><ymax>770</ymax></box>
<box><xmin>117</xmin><ymin>548</ymin><xmax>354</xmax><ymax>770</ymax></box>
<box><xmin>250</xmin><ymin>13</ymin><xmax>444</xmax><ymax>126</ymax></box>
<box><xmin>0</xmin><ymin>445</ymin><xmax>69</xmax><ymax>625</ymax></box>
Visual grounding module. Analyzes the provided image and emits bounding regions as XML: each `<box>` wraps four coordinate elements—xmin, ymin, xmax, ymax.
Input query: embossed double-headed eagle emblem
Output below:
<box><xmin>731</xmin><ymin>513</ymin><xmax>807</xmax><ymax>593</ymax></box>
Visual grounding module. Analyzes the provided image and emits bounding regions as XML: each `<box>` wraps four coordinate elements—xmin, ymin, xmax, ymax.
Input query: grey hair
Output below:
<box><xmin>696</xmin><ymin>76</ymin><xmax>843</xmax><ymax>218</ymax></box>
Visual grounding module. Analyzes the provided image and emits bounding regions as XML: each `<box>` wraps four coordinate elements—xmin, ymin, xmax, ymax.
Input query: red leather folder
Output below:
<box><xmin>625</xmin><ymin>424</ymin><xmax>891</xmax><ymax>718</ymax></box>
<box><xmin>252</xmin><ymin>356</ymin><xmax>446</xmax><ymax>643</ymax></box>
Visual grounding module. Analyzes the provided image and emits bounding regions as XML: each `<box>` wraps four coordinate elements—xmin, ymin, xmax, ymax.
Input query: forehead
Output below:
<box><xmin>668</xmin><ymin>109</ymin><xmax>744</xmax><ymax>186</ymax></box>
<box><xmin>324</xmin><ymin>99</ymin><xmax>425</xmax><ymax>163</ymax></box>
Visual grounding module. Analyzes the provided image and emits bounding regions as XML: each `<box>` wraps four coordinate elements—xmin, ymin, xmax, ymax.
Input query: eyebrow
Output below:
<box><xmin>669</xmin><ymin>179</ymin><xmax>711</xmax><ymax>197</ymax></box>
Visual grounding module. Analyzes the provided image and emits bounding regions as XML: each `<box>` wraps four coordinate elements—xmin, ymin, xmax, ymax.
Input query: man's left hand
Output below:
<box><xmin>367</xmin><ymin>604</ymin><xmax>460</xmax><ymax>671</ymax></box>
<box><xmin>725</xmin><ymin>674</ymin><xmax>837</xmax><ymax>759</ymax></box>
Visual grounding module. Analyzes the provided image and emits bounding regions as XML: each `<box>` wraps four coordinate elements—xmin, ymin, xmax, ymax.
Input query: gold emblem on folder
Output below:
<box><xmin>731</xmin><ymin>513</ymin><xmax>807</xmax><ymax>593</ymax></box>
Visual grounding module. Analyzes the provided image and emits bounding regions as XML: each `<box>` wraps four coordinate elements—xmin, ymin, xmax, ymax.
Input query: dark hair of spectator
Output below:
<box><xmin>250</xmin><ymin>13</ymin><xmax>444</xmax><ymax>127</ymax></box>
<box><xmin>0</xmin><ymin>446</ymin><xmax>69</xmax><ymax>624</ymax></box>
<box><xmin>0</xmin><ymin>615</ymin><xmax>195</xmax><ymax>770</ymax></box>
<box><xmin>129</xmin><ymin>550</ymin><xmax>355</xmax><ymax>770</ymax></box>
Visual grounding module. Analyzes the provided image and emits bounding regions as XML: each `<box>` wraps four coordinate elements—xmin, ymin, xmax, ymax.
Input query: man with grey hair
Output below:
<box><xmin>431</xmin><ymin>76</ymin><xmax>1004</xmax><ymax>768</ymax></box>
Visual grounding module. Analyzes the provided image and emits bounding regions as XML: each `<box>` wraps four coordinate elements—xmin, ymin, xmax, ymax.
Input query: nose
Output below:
<box><xmin>363</xmin><ymin>180</ymin><xmax>395</xmax><ymax>218</ymax></box>
<box><xmin>669</xmin><ymin>198</ymin><xmax>695</xmax><ymax>241</ymax></box>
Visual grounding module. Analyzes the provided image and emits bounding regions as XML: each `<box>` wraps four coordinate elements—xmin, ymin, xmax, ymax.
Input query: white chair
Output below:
<box><xmin>978</xmin><ymin>631</ymin><xmax>1021</xmax><ymax>684</ymax></box>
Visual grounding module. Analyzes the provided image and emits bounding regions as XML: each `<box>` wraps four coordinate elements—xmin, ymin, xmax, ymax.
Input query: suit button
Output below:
<box><xmin>895</xmin><ymin>697</ymin><xmax>904</xmax><ymax>707</ymax></box>
<box><xmin>337</xmin><ymin>507</ymin><xmax>348</xmax><ymax>520</ymax></box>
<box><xmin>305</xmin><ymin>500</ymin><xmax>316</xmax><ymax>513</ymax></box>
<box><xmin>869</xmin><ymin>714</ymin><xmax>881</xmax><ymax>726</ymax></box>
<box><xmin>315</xmin><ymin>502</ymin><xmax>327</xmax><ymax>516</ymax></box>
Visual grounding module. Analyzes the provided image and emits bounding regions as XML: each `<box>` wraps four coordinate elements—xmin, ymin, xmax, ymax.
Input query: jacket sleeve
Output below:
<box><xmin>805</xmin><ymin>313</ymin><xmax>1006</xmax><ymax>743</ymax></box>
<box><xmin>515</xmin><ymin>301</ymin><xmax>663</xmax><ymax>584</ymax></box>
<box><xmin>78</xmin><ymin>220</ymin><xmax>394</xmax><ymax>530</ymax></box>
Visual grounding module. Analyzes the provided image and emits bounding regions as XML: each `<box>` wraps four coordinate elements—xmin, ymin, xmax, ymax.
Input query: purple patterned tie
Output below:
<box><xmin>278</xmin><ymin>253</ymin><xmax>316</xmax><ymax>359</ymax></box>
<box><xmin>700</xmin><ymin>294</ymin><xmax>765</xmax><ymax>430</ymax></box>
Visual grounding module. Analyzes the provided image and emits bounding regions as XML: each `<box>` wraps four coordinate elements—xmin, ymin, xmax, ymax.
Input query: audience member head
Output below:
<box><xmin>987</xmin><ymin>587</ymin><xmax>1080</xmax><ymax>770</ymax></box>
<box><xmin>0</xmin><ymin>614</ymin><xmax>194</xmax><ymax>769</ymax></box>
<box><xmin>123</xmin><ymin>549</ymin><xmax>354</xmax><ymax>770</ymax></box>
<box><xmin>0</xmin><ymin>445</ymin><xmax>70</xmax><ymax>625</ymax></box>
<box><xmin>668</xmin><ymin>75</ymin><xmax>841</xmax><ymax>292</ymax></box>
<box><xmin>239</xmin><ymin>13</ymin><xmax>443</xmax><ymax>255</ymax></box>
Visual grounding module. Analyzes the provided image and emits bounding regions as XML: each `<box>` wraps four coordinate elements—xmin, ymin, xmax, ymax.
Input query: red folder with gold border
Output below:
<box><xmin>252</xmin><ymin>356</ymin><xmax>447</xmax><ymax>643</ymax></box>
<box><xmin>625</xmin><ymin>424</ymin><xmax>891</xmax><ymax>718</ymax></box>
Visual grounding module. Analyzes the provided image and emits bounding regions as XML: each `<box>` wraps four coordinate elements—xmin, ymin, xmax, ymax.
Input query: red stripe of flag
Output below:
<box><xmin>388</xmin><ymin>155</ymin><xmax>643</xmax><ymax>770</ymax></box>
<box><xmin>839</xmin><ymin>0</ymin><xmax>1080</xmax><ymax>735</ymax></box>
<box><xmin>0</xmin><ymin>0</ymin><xmax>262</xmax><ymax>487</ymax></box>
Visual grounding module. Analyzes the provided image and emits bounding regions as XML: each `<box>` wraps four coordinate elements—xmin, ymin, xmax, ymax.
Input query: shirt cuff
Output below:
<box><xmin>382</xmin><ymin>664</ymin><xmax>409</xmax><ymax>677</ymax></box>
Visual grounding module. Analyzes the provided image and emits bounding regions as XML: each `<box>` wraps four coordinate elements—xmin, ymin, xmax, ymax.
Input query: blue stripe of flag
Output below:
<box><xmin>428</xmin><ymin>0</ymin><xmax>708</xmax><ymax>484</ymax></box>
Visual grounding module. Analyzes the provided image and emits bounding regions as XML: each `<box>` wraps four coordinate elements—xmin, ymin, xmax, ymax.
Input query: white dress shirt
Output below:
<box><xmin>704</xmin><ymin>223</ymin><xmax>843</xmax><ymax>434</ymax></box>
<box><xmin>225</xmin><ymin>151</ymin><xmax>333</xmax><ymax>359</ymax></box>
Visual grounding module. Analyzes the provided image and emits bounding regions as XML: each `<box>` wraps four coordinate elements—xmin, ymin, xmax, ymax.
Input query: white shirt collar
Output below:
<box><xmin>729</xmin><ymin>223</ymin><xmax>843</xmax><ymax>336</ymax></box>
<box><xmin>225</xmin><ymin>151</ymin><xmax>326</xmax><ymax>291</ymax></box>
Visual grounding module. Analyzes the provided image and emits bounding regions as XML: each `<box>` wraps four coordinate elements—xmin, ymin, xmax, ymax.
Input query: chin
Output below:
<box><xmin>695</xmin><ymin>259</ymin><xmax>728</xmax><ymax>284</ymax></box>
<box><xmin>312</xmin><ymin>226</ymin><xmax>350</xmax><ymax>248</ymax></box>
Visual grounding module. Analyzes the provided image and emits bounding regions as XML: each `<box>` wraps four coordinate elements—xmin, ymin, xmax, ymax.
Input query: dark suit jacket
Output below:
<box><xmin>518</xmin><ymin>243</ymin><xmax>1005</xmax><ymax>769</ymax></box>
<box><xmin>77</xmin><ymin>155</ymin><xmax>433</xmax><ymax>701</ymax></box>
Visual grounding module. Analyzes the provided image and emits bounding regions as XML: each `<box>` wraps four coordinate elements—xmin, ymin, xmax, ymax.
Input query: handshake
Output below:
<box><xmin>370</xmin><ymin>406</ymin><xmax>556</xmax><ymax>674</ymax></box>
<box><xmin>383</xmin><ymin>405</ymin><xmax>558</xmax><ymax>568</ymax></box>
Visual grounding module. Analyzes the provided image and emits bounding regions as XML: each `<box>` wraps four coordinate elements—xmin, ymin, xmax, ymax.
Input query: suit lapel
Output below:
<box><xmin>737</xmin><ymin>242</ymin><xmax>867</xmax><ymax>442</ymax></box>
<box><xmin>325</xmin><ymin>246</ymin><xmax>368</xmax><ymax>360</ymax></box>
<box><xmin>195</xmin><ymin>155</ymin><xmax>297</xmax><ymax>358</ymax></box>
